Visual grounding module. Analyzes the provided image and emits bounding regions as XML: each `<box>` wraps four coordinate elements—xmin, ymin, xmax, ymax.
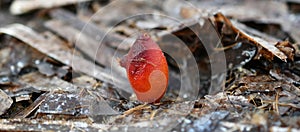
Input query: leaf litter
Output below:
<box><xmin>0</xmin><ymin>0</ymin><xmax>299</xmax><ymax>131</ymax></box>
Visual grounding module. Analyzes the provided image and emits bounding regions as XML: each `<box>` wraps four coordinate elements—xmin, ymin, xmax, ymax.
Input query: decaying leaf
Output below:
<box><xmin>10</xmin><ymin>0</ymin><xmax>92</xmax><ymax>15</ymax></box>
<box><xmin>18</xmin><ymin>72</ymin><xmax>78</xmax><ymax>92</ymax></box>
<box><xmin>14</xmin><ymin>92</ymin><xmax>48</xmax><ymax>118</ymax></box>
<box><xmin>0</xmin><ymin>24</ymin><xmax>130</xmax><ymax>94</ymax></box>
<box><xmin>0</xmin><ymin>0</ymin><xmax>300</xmax><ymax>131</ymax></box>
<box><xmin>213</xmin><ymin>13</ymin><xmax>295</xmax><ymax>62</ymax></box>
<box><xmin>49</xmin><ymin>9</ymin><xmax>133</xmax><ymax>51</ymax></box>
<box><xmin>0</xmin><ymin>89</ymin><xmax>13</xmax><ymax>115</ymax></box>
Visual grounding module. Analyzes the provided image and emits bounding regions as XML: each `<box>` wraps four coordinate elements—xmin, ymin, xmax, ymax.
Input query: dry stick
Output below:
<box><xmin>214</xmin><ymin>42</ymin><xmax>239</xmax><ymax>51</ymax></box>
<box><xmin>112</xmin><ymin>103</ymin><xmax>156</xmax><ymax>122</ymax></box>
<box><xmin>123</xmin><ymin>104</ymin><xmax>149</xmax><ymax>116</ymax></box>
<box><xmin>275</xmin><ymin>91</ymin><xmax>279</xmax><ymax>114</ymax></box>
<box><xmin>150</xmin><ymin>109</ymin><xmax>159</xmax><ymax>120</ymax></box>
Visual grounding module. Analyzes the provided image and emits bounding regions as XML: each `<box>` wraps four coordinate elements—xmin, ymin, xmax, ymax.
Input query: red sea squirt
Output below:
<box><xmin>120</xmin><ymin>33</ymin><xmax>168</xmax><ymax>103</ymax></box>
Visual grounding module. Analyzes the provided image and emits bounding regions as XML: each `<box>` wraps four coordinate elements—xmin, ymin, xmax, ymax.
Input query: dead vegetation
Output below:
<box><xmin>0</xmin><ymin>0</ymin><xmax>300</xmax><ymax>131</ymax></box>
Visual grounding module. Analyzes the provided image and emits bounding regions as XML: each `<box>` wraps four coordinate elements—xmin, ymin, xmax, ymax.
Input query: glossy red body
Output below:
<box><xmin>120</xmin><ymin>33</ymin><xmax>168</xmax><ymax>103</ymax></box>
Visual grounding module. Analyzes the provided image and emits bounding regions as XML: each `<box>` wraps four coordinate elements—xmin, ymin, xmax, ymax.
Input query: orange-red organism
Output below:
<box><xmin>120</xmin><ymin>33</ymin><xmax>169</xmax><ymax>103</ymax></box>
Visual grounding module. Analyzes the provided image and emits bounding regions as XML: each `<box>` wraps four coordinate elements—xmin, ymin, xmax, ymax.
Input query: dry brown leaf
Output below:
<box><xmin>213</xmin><ymin>13</ymin><xmax>293</xmax><ymax>62</ymax></box>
